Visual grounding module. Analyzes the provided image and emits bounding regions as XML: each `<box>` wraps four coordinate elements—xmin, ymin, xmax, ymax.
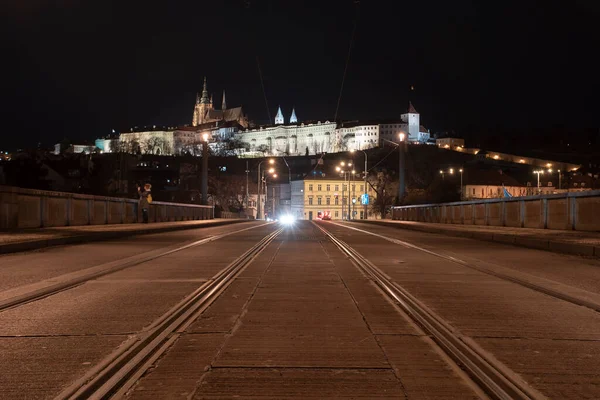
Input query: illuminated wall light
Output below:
<box><xmin>493</xmin><ymin>155</ymin><xmax>499</xmax><ymax>160</ymax></box>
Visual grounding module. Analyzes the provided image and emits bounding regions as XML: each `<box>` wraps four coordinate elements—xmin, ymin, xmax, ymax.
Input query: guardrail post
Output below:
<box><xmin>66</xmin><ymin>196</ymin><xmax>72</xmax><ymax>226</ymax></box>
<box><xmin>570</xmin><ymin>196</ymin><xmax>577</xmax><ymax>230</ymax></box>
<box><xmin>40</xmin><ymin>195</ymin><xmax>46</xmax><ymax>228</ymax></box>
<box><xmin>519</xmin><ymin>200</ymin><xmax>524</xmax><ymax>228</ymax></box>
<box><xmin>542</xmin><ymin>198</ymin><xmax>548</xmax><ymax>229</ymax></box>
<box><xmin>484</xmin><ymin>203</ymin><xmax>489</xmax><ymax>226</ymax></box>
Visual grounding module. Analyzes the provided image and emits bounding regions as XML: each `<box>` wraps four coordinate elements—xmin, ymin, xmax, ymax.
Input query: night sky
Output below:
<box><xmin>3</xmin><ymin>0</ymin><xmax>600</xmax><ymax>150</ymax></box>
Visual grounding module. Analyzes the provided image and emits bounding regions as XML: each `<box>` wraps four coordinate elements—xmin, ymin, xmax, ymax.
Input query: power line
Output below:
<box><xmin>334</xmin><ymin>2</ymin><xmax>360</xmax><ymax>122</ymax></box>
<box><xmin>256</xmin><ymin>56</ymin><xmax>272</xmax><ymax>123</ymax></box>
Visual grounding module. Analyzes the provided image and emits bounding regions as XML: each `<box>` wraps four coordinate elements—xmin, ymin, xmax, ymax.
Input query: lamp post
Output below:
<box><xmin>398</xmin><ymin>132</ymin><xmax>406</xmax><ymax>203</ymax></box>
<box><xmin>351</xmin><ymin>149</ymin><xmax>368</xmax><ymax>219</ymax></box>
<box><xmin>534</xmin><ymin>170</ymin><xmax>544</xmax><ymax>194</ymax></box>
<box><xmin>459</xmin><ymin>168</ymin><xmax>464</xmax><ymax>200</ymax></box>
<box><xmin>257</xmin><ymin>158</ymin><xmax>274</xmax><ymax>220</ymax></box>
<box><xmin>439</xmin><ymin>170</ymin><xmax>444</xmax><ymax>180</ymax></box>
<box><xmin>201</xmin><ymin>133</ymin><xmax>209</xmax><ymax>205</ymax></box>
<box><xmin>558</xmin><ymin>169</ymin><xmax>561</xmax><ymax>190</ymax></box>
<box><xmin>337</xmin><ymin>162</ymin><xmax>352</xmax><ymax>220</ymax></box>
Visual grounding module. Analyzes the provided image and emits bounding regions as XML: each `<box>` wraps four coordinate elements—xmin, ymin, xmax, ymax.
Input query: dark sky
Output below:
<box><xmin>3</xmin><ymin>0</ymin><xmax>600</xmax><ymax>150</ymax></box>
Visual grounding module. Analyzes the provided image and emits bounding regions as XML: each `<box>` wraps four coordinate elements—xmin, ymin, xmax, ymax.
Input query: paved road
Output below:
<box><xmin>0</xmin><ymin>220</ymin><xmax>598</xmax><ymax>399</ymax></box>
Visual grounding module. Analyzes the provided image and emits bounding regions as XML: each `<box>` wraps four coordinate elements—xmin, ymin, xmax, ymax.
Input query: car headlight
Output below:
<box><xmin>280</xmin><ymin>215</ymin><xmax>295</xmax><ymax>225</ymax></box>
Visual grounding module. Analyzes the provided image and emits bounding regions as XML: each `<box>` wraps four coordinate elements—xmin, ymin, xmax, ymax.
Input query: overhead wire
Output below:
<box><xmin>334</xmin><ymin>1</ymin><xmax>360</xmax><ymax>122</ymax></box>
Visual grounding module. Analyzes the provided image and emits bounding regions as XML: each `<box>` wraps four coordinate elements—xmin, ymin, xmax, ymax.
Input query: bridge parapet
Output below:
<box><xmin>392</xmin><ymin>190</ymin><xmax>600</xmax><ymax>232</ymax></box>
<box><xmin>0</xmin><ymin>185</ymin><xmax>213</xmax><ymax>230</ymax></box>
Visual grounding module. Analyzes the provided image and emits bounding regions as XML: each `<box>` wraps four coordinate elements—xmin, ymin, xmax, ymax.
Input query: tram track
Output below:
<box><xmin>0</xmin><ymin>222</ymin><xmax>273</xmax><ymax>313</ymax></box>
<box><xmin>54</xmin><ymin>227</ymin><xmax>283</xmax><ymax>400</ymax></box>
<box><xmin>315</xmin><ymin>221</ymin><xmax>545</xmax><ymax>400</ymax></box>
<box><xmin>333</xmin><ymin>222</ymin><xmax>600</xmax><ymax>313</ymax></box>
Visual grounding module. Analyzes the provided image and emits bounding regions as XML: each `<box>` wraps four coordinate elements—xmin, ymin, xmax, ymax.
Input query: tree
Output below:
<box><xmin>367</xmin><ymin>169</ymin><xmax>398</xmax><ymax>218</ymax></box>
<box><xmin>208</xmin><ymin>174</ymin><xmax>247</xmax><ymax>212</ymax></box>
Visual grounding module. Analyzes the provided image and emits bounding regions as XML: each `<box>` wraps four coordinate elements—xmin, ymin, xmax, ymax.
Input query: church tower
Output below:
<box><xmin>222</xmin><ymin>90</ymin><xmax>227</xmax><ymax>110</ymax></box>
<box><xmin>275</xmin><ymin>106</ymin><xmax>284</xmax><ymax>125</ymax></box>
<box><xmin>290</xmin><ymin>107</ymin><xmax>297</xmax><ymax>123</ymax></box>
<box><xmin>192</xmin><ymin>77</ymin><xmax>213</xmax><ymax>126</ymax></box>
<box><xmin>401</xmin><ymin>101</ymin><xmax>420</xmax><ymax>141</ymax></box>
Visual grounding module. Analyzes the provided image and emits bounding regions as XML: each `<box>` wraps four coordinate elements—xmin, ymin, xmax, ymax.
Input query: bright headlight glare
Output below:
<box><xmin>280</xmin><ymin>215</ymin><xmax>294</xmax><ymax>225</ymax></box>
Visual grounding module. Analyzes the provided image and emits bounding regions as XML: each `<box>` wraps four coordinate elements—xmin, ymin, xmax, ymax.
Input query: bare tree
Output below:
<box><xmin>367</xmin><ymin>169</ymin><xmax>398</xmax><ymax>218</ymax></box>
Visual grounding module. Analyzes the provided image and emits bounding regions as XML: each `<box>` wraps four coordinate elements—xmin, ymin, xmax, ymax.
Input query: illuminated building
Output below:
<box><xmin>379</xmin><ymin>102</ymin><xmax>431</xmax><ymax>144</ymax></box>
<box><xmin>291</xmin><ymin>176</ymin><xmax>375</xmax><ymax>220</ymax></box>
<box><xmin>192</xmin><ymin>77</ymin><xmax>248</xmax><ymax>128</ymax></box>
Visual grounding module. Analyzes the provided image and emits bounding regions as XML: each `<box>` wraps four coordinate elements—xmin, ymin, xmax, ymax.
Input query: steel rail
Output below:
<box><xmin>0</xmin><ymin>223</ymin><xmax>272</xmax><ymax>313</ymax></box>
<box><xmin>315</xmin><ymin>222</ymin><xmax>545</xmax><ymax>400</ymax></box>
<box><xmin>56</xmin><ymin>227</ymin><xmax>282</xmax><ymax>400</ymax></box>
<box><xmin>333</xmin><ymin>222</ymin><xmax>600</xmax><ymax>313</ymax></box>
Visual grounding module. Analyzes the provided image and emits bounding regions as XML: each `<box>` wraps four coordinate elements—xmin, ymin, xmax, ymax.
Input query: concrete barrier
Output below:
<box><xmin>0</xmin><ymin>185</ymin><xmax>214</xmax><ymax>230</ymax></box>
<box><xmin>392</xmin><ymin>190</ymin><xmax>600</xmax><ymax>232</ymax></box>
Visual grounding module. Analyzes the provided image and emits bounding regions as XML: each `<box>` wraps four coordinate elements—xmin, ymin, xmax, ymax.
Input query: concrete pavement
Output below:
<box><xmin>1</xmin><ymin>221</ymin><xmax>599</xmax><ymax>398</ymax></box>
<box><xmin>360</xmin><ymin>219</ymin><xmax>600</xmax><ymax>257</ymax></box>
<box><xmin>0</xmin><ymin>218</ymin><xmax>248</xmax><ymax>255</ymax></box>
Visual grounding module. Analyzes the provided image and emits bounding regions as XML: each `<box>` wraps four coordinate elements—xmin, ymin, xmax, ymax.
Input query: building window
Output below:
<box><xmin>309</xmin><ymin>184</ymin><xmax>313</xmax><ymax>191</ymax></box>
<box><xmin>335</xmin><ymin>211</ymin><xmax>339</xmax><ymax>217</ymax></box>
<box><xmin>317</xmin><ymin>197</ymin><xmax>322</xmax><ymax>205</ymax></box>
<box><xmin>318</xmin><ymin>184</ymin><xmax>322</xmax><ymax>191</ymax></box>
<box><xmin>326</xmin><ymin>197</ymin><xmax>330</xmax><ymax>205</ymax></box>
<box><xmin>359</xmin><ymin>185</ymin><xmax>363</xmax><ymax>192</ymax></box>
<box><xmin>335</xmin><ymin>197</ymin><xmax>339</xmax><ymax>205</ymax></box>
<box><xmin>326</xmin><ymin>184</ymin><xmax>330</xmax><ymax>191</ymax></box>
<box><xmin>472</xmin><ymin>188</ymin><xmax>475</xmax><ymax>195</ymax></box>
<box><xmin>335</xmin><ymin>185</ymin><xmax>339</xmax><ymax>191</ymax></box>
<box><xmin>343</xmin><ymin>185</ymin><xmax>347</xmax><ymax>191</ymax></box>
<box><xmin>352</xmin><ymin>184</ymin><xmax>356</xmax><ymax>191</ymax></box>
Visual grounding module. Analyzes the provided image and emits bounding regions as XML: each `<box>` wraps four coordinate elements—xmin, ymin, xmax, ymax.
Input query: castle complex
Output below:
<box><xmin>95</xmin><ymin>79</ymin><xmax>431</xmax><ymax>157</ymax></box>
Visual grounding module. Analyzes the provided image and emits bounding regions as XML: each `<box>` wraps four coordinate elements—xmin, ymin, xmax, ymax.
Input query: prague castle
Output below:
<box><xmin>96</xmin><ymin>78</ymin><xmax>430</xmax><ymax>157</ymax></box>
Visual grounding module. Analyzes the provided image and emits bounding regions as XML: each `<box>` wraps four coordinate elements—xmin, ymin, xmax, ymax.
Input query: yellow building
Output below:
<box><xmin>291</xmin><ymin>176</ymin><xmax>375</xmax><ymax>220</ymax></box>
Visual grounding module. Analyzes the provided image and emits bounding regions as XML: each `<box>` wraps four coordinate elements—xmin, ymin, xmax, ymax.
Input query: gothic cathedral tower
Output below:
<box><xmin>192</xmin><ymin>77</ymin><xmax>213</xmax><ymax>126</ymax></box>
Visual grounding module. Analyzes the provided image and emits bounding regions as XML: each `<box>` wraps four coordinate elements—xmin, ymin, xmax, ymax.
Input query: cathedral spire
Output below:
<box><xmin>290</xmin><ymin>107</ymin><xmax>297</xmax><ymax>123</ymax></box>
<box><xmin>201</xmin><ymin>77</ymin><xmax>210</xmax><ymax>104</ymax></box>
<box><xmin>275</xmin><ymin>106</ymin><xmax>284</xmax><ymax>125</ymax></box>
<box><xmin>222</xmin><ymin>90</ymin><xmax>226</xmax><ymax>110</ymax></box>
<box><xmin>210</xmin><ymin>93</ymin><xmax>213</xmax><ymax>107</ymax></box>
<box><xmin>196</xmin><ymin>92</ymin><xmax>200</xmax><ymax>104</ymax></box>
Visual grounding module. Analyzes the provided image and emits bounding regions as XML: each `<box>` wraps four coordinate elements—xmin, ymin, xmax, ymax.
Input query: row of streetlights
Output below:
<box><xmin>534</xmin><ymin>168</ymin><xmax>562</xmax><ymax>192</ymax></box>
<box><xmin>439</xmin><ymin>167</ymin><xmax>464</xmax><ymax>199</ymax></box>
<box><xmin>336</xmin><ymin>161</ymin><xmax>355</xmax><ymax>220</ymax></box>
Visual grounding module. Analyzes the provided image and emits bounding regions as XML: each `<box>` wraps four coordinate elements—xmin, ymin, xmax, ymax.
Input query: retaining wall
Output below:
<box><xmin>392</xmin><ymin>190</ymin><xmax>600</xmax><ymax>232</ymax></box>
<box><xmin>0</xmin><ymin>185</ymin><xmax>214</xmax><ymax>230</ymax></box>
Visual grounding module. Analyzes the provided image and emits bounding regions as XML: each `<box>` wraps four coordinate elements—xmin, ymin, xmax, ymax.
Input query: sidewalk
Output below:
<box><xmin>356</xmin><ymin>220</ymin><xmax>600</xmax><ymax>257</ymax></box>
<box><xmin>0</xmin><ymin>219</ymin><xmax>248</xmax><ymax>255</ymax></box>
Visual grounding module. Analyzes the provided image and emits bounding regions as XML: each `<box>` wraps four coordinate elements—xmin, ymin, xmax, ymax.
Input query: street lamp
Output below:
<box><xmin>439</xmin><ymin>170</ymin><xmax>444</xmax><ymax>180</ymax></box>
<box><xmin>534</xmin><ymin>170</ymin><xmax>544</xmax><ymax>194</ymax></box>
<box><xmin>459</xmin><ymin>168</ymin><xmax>463</xmax><ymax>199</ymax></box>
<box><xmin>338</xmin><ymin>162</ymin><xmax>353</xmax><ymax>220</ymax></box>
<box><xmin>558</xmin><ymin>169</ymin><xmax>561</xmax><ymax>189</ymax></box>
<box><xmin>257</xmin><ymin>158</ymin><xmax>275</xmax><ymax>220</ymax></box>
<box><xmin>398</xmin><ymin>132</ymin><xmax>406</xmax><ymax>203</ymax></box>
<box><xmin>201</xmin><ymin>133</ymin><xmax>210</xmax><ymax>205</ymax></box>
<box><xmin>351</xmin><ymin>149</ymin><xmax>368</xmax><ymax>220</ymax></box>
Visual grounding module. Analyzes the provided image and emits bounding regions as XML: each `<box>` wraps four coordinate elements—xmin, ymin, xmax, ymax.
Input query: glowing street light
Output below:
<box><xmin>257</xmin><ymin>158</ymin><xmax>276</xmax><ymax>220</ymax></box>
<box><xmin>398</xmin><ymin>132</ymin><xmax>406</xmax><ymax>202</ymax></box>
<box><xmin>534</xmin><ymin>170</ymin><xmax>544</xmax><ymax>194</ymax></box>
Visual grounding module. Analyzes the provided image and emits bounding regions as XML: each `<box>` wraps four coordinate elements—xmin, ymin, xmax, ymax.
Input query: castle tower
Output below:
<box><xmin>275</xmin><ymin>106</ymin><xmax>284</xmax><ymax>125</ymax></box>
<box><xmin>222</xmin><ymin>90</ymin><xmax>227</xmax><ymax>110</ymax></box>
<box><xmin>290</xmin><ymin>107</ymin><xmax>297</xmax><ymax>123</ymax></box>
<box><xmin>193</xmin><ymin>77</ymin><xmax>213</xmax><ymax>126</ymax></box>
<box><xmin>401</xmin><ymin>101</ymin><xmax>420</xmax><ymax>141</ymax></box>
